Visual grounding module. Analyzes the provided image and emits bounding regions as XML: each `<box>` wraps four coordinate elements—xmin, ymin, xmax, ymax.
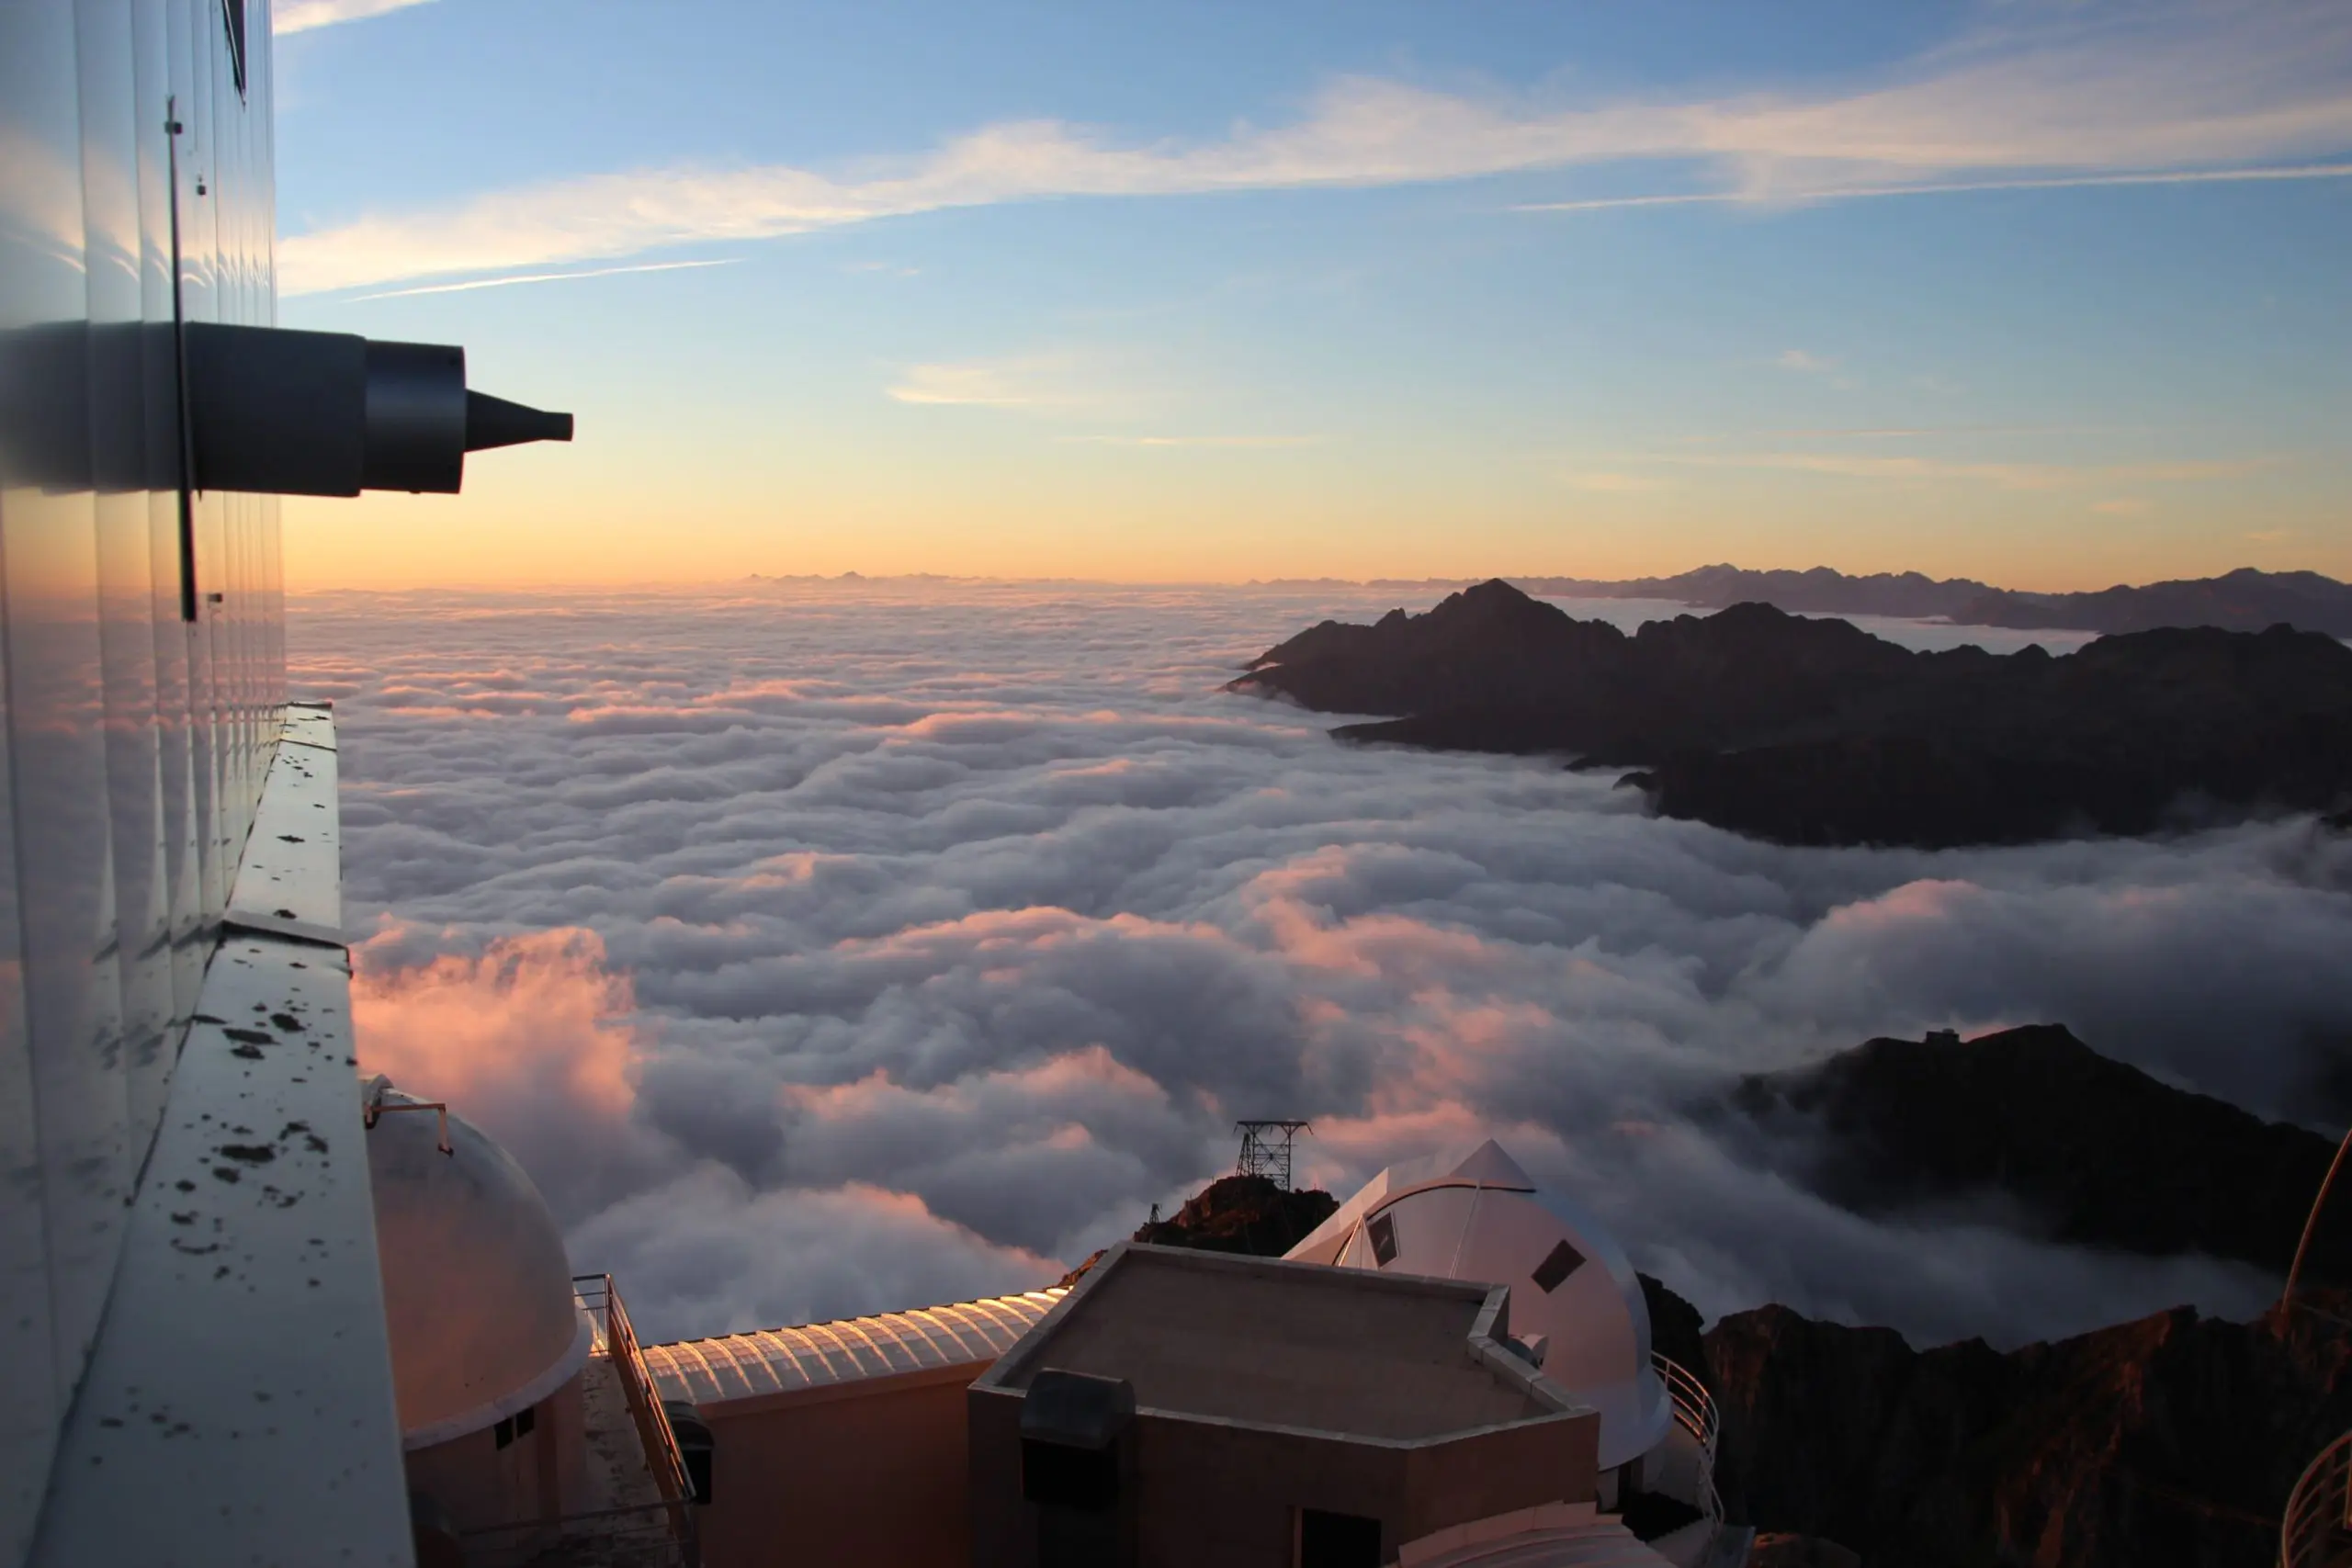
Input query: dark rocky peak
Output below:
<box><xmin>1632</xmin><ymin>601</ymin><xmax>1917</xmax><ymax>679</ymax></box>
<box><xmin>2071</xmin><ymin>618</ymin><xmax>2352</xmax><ymax>677</ymax></box>
<box><xmin>1525</xmin><ymin>562</ymin><xmax>1998</xmax><ymax>618</ymax></box>
<box><xmin>1399</xmin><ymin>579</ymin><xmax>1599</xmax><ymax>658</ymax></box>
<box><xmin>2230</xmin><ymin>567</ymin><xmax>2352</xmax><ymax>597</ymax></box>
<box><xmin>1642</xmin><ymin>1057</ymin><xmax>2352</xmax><ymax>1567</ymax></box>
<box><xmin>1244</xmin><ymin>615</ymin><xmax>1380</xmax><ymax>672</ymax></box>
<box><xmin>1054</xmin><ymin>1173</ymin><xmax>1339</xmax><ymax>1290</ymax></box>
<box><xmin>1516</xmin><ymin>562</ymin><xmax>2352</xmax><ymax>633</ymax></box>
<box><xmin>2049</xmin><ymin>625</ymin><xmax>2352</xmax><ymax>730</ymax></box>
<box><xmin>1963</xmin><ymin>567</ymin><xmax>2352</xmax><ymax>637</ymax></box>
<box><xmin>1441</xmin><ymin>576</ymin><xmax>1567</xmax><ymax>624</ymax></box>
<box><xmin>1232</xmin><ymin>580</ymin><xmax>1628</xmax><ymax>717</ymax></box>
<box><xmin>1703</xmin><ymin>1292</ymin><xmax>2352</xmax><ymax>1568</ymax></box>
<box><xmin>1729</xmin><ymin>1023</ymin><xmax>2346</xmax><ymax>1278</ymax></box>
<box><xmin>1244</xmin><ymin>583</ymin><xmax>1587</xmax><ymax>675</ymax></box>
<box><xmin>1631</xmin><ymin>597</ymin><xmax>1795</xmax><ymax>638</ymax></box>
<box><xmin>1674</xmin><ymin>563</ymin><xmax>1747</xmax><ymax>593</ymax></box>
<box><xmin>1641</xmin><ymin>1271</ymin><xmax>1711</xmax><ymax>1384</ymax></box>
<box><xmin>1238</xmin><ymin>589</ymin><xmax>2352</xmax><ymax>847</ymax></box>
<box><xmin>1132</xmin><ymin>1172</ymin><xmax>1338</xmax><ymax>1258</ymax></box>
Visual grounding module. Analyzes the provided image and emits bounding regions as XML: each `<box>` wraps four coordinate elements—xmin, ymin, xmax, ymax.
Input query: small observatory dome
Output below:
<box><xmin>1286</xmin><ymin>1139</ymin><xmax>1671</xmax><ymax>1470</ymax></box>
<box><xmin>365</xmin><ymin>1077</ymin><xmax>591</xmax><ymax>1448</ymax></box>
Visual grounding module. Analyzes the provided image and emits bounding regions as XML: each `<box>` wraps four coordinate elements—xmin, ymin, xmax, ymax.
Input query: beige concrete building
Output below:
<box><xmin>631</xmin><ymin>1137</ymin><xmax>1751</xmax><ymax>1568</ymax></box>
<box><xmin>1290</xmin><ymin>1141</ymin><xmax>1745</xmax><ymax>1566</ymax></box>
<box><xmin>642</xmin><ymin>1290</ymin><xmax>1066</xmax><ymax>1568</ymax></box>
<box><xmin>968</xmin><ymin>1244</ymin><xmax>1600</xmax><ymax>1568</ymax></box>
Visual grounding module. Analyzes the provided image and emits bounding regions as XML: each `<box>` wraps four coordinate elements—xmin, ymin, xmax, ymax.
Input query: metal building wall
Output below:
<box><xmin>0</xmin><ymin>1</ymin><xmax>287</xmax><ymax>1556</ymax></box>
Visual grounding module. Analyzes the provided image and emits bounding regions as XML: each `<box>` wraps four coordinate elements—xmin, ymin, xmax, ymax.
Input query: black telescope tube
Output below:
<box><xmin>182</xmin><ymin>322</ymin><xmax>570</xmax><ymax>496</ymax></box>
<box><xmin>466</xmin><ymin>390</ymin><xmax>574</xmax><ymax>452</ymax></box>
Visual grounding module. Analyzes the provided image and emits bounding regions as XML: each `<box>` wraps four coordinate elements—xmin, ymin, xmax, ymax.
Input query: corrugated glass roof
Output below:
<box><xmin>642</xmin><ymin>1289</ymin><xmax>1066</xmax><ymax>1407</ymax></box>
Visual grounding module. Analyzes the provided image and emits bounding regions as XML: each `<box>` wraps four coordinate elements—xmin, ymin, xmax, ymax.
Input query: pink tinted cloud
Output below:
<box><xmin>353</xmin><ymin>923</ymin><xmax>640</xmax><ymax>1119</ymax></box>
<box><xmin>300</xmin><ymin>581</ymin><xmax>2347</xmax><ymax>1348</ymax></box>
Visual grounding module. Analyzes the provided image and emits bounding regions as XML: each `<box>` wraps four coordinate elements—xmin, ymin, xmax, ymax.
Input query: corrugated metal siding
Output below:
<box><xmin>644</xmin><ymin>1290</ymin><xmax>1066</xmax><ymax>1407</ymax></box>
<box><xmin>0</xmin><ymin>1</ymin><xmax>287</xmax><ymax>1554</ymax></box>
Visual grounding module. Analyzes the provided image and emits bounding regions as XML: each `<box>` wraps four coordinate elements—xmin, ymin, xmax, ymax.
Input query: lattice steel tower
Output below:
<box><xmin>1235</xmin><ymin>1121</ymin><xmax>1313</xmax><ymax>1190</ymax></box>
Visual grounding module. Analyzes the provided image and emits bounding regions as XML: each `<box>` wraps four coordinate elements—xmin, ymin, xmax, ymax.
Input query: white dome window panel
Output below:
<box><xmin>1284</xmin><ymin>1139</ymin><xmax>1672</xmax><ymax>1472</ymax></box>
<box><xmin>1532</xmin><ymin>1238</ymin><xmax>1587</xmax><ymax>1293</ymax></box>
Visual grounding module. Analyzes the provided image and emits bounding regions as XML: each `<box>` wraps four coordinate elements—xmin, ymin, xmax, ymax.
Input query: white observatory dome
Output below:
<box><xmin>365</xmin><ymin>1078</ymin><xmax>591</xmax><ymax>1450</ymax></box>
<box><xmin>1286</xmin><ymin>1139</ymin><xmax>1671</xmax><ymax>1470</ymax></box>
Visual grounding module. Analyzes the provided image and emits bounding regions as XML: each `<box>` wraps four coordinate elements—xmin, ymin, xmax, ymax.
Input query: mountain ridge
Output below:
<box><xmin>1232</xmin><ymin>581</ymin><xmax>2352</xmax><ymax>848</ymax></box>
<box><xmin>1701</xmin><ymin>1291</ymin><xmax>2352</xmax><ymax>1568</ymax></box>
<box><xmin>1725</xmin><ymin>1022</ymin><xmax>2350</xmax><ymax>1279</ymax></box>
<box><xmin>1516</xmin><ymin>564</ymin><xmax>2352</xmax><ymax>637</ymax></box>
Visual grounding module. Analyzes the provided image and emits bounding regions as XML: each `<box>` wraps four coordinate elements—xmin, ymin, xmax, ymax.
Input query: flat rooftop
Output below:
<box><xmin>993</xmin><ymin>1245</ymin><xmax>1557</xmax><ymax>1440</ymax></box>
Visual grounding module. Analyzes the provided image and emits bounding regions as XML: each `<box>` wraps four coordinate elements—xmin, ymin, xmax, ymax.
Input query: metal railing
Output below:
<box><xmin>2281</xmin><ymin>1127</ymin><xmax>2352</xmax><ymax>1321</ymax></box>
<box><xmin>576</xmin><ymin>1274</ymin><xmax>700</xmax><ymax>1562</ymax></box>
<box><xmin>2282</xmin><ymin>1430</ymin><xmax>2352</xmax><ymax>1568</ymax></box>
<box><xmin>433</xmin><ymin>1279</ymin><xmax>703</xmax><ymax>1566</ymax></box>
<box><xmin>1655</xmin><ymin>1351</ymin><xmax>1724</xmax><ymax>1529</ymax></box>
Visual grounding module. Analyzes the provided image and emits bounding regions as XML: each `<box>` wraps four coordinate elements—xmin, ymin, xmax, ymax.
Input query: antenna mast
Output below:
<box><xmin>1235</xmin><ymin>1120</ymin><xmax>1313</xmax><ymax>1190</ymax></box>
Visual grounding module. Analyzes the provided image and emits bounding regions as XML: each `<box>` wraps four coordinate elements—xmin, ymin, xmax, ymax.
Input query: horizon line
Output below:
<box><xmin>279</xmin><ymin>561</ymin><xmax>2339</xmax><ymax>599</ymax></box>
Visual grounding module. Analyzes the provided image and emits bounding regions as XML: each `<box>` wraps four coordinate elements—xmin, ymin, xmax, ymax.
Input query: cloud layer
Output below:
<box><xmin>299</xmin><ymin>582</ymin><xmax>2352</xmax><ymax>1345</ymax></box>
<box><xmin>275</xmin><ymin>0</ymin><xmax>436</xmax><ymax>36</ymax></box>
<box><xmin>280</xmin><ymin>4</ymin><xmax>2352</xmax><ymax>293</ymax></box>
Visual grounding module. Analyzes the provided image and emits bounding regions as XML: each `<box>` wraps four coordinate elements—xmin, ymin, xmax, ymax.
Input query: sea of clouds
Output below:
<box><xmin>289</xmin><ymin>581</ymin><xmax>2352</xmax><ymax>1348</ymax></box>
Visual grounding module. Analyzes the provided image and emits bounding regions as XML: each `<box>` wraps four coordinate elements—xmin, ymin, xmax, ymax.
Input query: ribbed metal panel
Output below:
<box><xmin>0</xmin><ymin>2</ymin><xmax>287</xmax><ymax>1555</ymax></box>
<box><xmin>643</xmin><ymin>1290</ymin><xmax>1067</xmax><ymax>1407</ymax></box>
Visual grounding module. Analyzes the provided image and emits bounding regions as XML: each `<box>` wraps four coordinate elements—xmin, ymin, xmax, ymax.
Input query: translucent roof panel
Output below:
<box><xmin>642</xmin><ymin>1289</ymin><xmax>1066</xmax><ymax>1407</ymax></box>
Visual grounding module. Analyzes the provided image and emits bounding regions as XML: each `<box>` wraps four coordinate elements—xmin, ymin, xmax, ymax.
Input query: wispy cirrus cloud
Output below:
<box><xmin>1513</xmin><ymin>161</ymin><xmax>2352</xmax><ymax>213</ymax></box>
<box><xmin>345</xmin><ymin>257</ymin><xmax>740</xmax><ymax>302</ymax></box>
<box><xmin>1673</xmin><ymin>451</ymin><xmax>2269</xmax><ymax>491</ymax></box>
<box><xmin>279</xmin><ymin>4</ymin><xmax>2352</xmax><ymax>294</ymax></box>
<box><xmin>1777</xmin><ymin>349</ymin><xmax>1837</xmax><ymax>375</ymax></box>
<box><xmin>275</xmin><ymin>0</ymin><xmax>435</xmax><ymax>35</ymax></box>
<box><xmin>887</xmin><ymin>357</ymin><xmax>1083</xmax><ymax>410</ymax></box>
<box><xmin>885</xmin><ymin>353</ymin><xmax>1161</xmax><ymax>419</ymax></box>
<box><xmin>1061</xmin><ymin>434</ymin><xmax>1321</xmax><ymax>449</ymax></box>
<box><xmin>1560</xmin><ymin>470</ymin><xmax>1673</xmax><ymax>493</ymax></box>
<box><xmin>1748</xmin><ymin>424</ymin><xmax>2105</xmax><ymax>440</ymax></box>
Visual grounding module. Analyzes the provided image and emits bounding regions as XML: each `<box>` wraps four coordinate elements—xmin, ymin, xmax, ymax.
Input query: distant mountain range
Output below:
<box><xmin>1232</xmin><ymin>580</ymin><xmax>2352</xmax><ymax>848</ymax></box>
<box><xmin>1520</xmin><ymin>565</ymin><xmax>2352</xmax><ymax>637</ymax></box>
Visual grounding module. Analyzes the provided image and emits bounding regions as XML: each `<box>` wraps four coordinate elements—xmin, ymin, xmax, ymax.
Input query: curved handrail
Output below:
<box><xmin>1654</xmin><ymin>1351</ymin><xmax>1724</xmax><ymax>1528</ymax></box>
<box><xmin>2283</xmin><ymin>1126</ymin><xmax>2352</xmax><ymax>1318</ymax></box>
<box><xmin>2282</xmin><ymin>1429</ymin><xmax>2352</xmax><ymax>1568</ymax></box>
<box><xmin>1656</xmin><ymin>1351</ymin><xmax>1721</xmax><ymax>1454</ymax></box>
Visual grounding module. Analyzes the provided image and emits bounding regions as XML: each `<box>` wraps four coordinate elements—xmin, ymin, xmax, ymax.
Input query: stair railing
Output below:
<box><xmin>1654</xmin><ymin>1351</ymin><xmax>1724</xmax><ymax>1527</ymax></box>
<box><xmin>2281</xmin><ymin>1429</ymin><xmax>2352</xmax><ymax>1568</ymax></box>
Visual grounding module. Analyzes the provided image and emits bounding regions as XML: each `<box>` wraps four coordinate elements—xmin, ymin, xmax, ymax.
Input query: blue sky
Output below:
<box><xmin>269</xmin><ymin>0</ymin><xmax>2352</xmax><ymax>589</ymax></box>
